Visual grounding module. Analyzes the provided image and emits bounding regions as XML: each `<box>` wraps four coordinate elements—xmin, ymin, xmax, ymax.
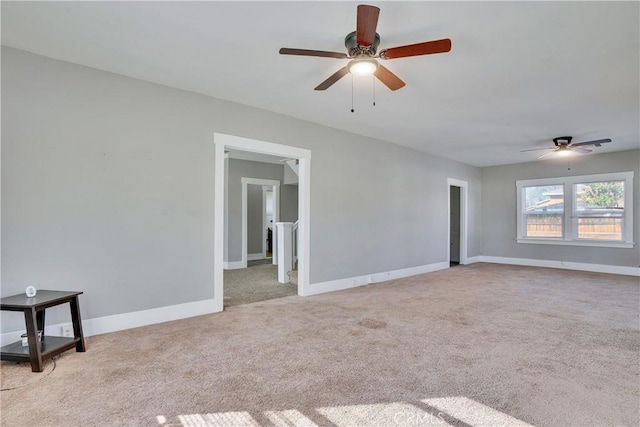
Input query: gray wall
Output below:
<box><xmin>280</xmin><ymin>184</ymin><xmax>298</xmax><ymax>223</ymax></box>
<box><xmin>481</xmin><ymin>150</ymin><xmax>640</xmax><ymax>267</ymax></box>
<box><xmin>1</xmin><ymin>47</ymin><xmax>482</xmax><ymax>332</ymax></box>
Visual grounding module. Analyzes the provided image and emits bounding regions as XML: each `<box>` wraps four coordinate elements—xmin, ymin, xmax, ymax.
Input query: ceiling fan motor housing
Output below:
<box><xmin>345</xmin><ymin>31</ymin><xmax>381</xmax><ymax>57</ymax></box>
<box><xmin>553</xmin><ymin>136</ymin><xmax>573</xmax><ymax>147</ymax></box>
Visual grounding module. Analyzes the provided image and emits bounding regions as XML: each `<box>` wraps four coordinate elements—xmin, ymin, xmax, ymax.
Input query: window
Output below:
<box><xmin>516</xmin><ymin>172</ymin><xmax>634</xmax><ymax>248</ymax></box>
<box><xmin>574</xmin><ymin>180</ymin><xmax>625</xmax><ymax>241</ymax></box>
<box><xmin>523</xmin><ymin>184</ymin><xmax>564</xmax><ymax>238</ymax></box>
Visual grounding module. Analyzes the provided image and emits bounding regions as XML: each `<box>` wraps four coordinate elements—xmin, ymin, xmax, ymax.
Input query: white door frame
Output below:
<box><xmin>214</xmin><ymin>133</ymin><xmax>311</xmax><ymax>312</ymax></box>
<box><xmin>447</xmin><ymin>178</ymin><xmax>468</xmax><ymax>265</ymax></box>
<box><xmin>242</xmin><ymin>178</ymin><xmax>279</xmax><ymax>266</ymax></box>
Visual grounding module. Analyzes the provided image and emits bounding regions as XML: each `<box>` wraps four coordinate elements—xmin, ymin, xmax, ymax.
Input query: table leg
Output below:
<box><xmin>36</xmin><ymin>309</ymin><xmax>46</xmax><ymax>340</ymax></box>
<box><xmin>69</xmin><ymin>296</ymin><xmax>86</xmax><ymax>352</ymax></box>
<box><xmin>24</xmin><ymin>309</ymin><xmax>43</xmax><ymax>372</ymax></box>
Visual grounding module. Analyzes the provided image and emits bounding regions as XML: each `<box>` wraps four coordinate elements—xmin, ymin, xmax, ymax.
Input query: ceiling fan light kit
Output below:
<box><xmin>279</xmin><ymin>4</ymin><xmax>452</xmax><ymax>92</ymax></box>
<box><xmin>348</xmin><ymin>58</ymin><xmax>378</xmax><ymax>76</ymax></box>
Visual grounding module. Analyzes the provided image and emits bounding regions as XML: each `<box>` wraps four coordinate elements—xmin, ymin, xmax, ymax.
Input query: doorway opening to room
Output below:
<box><xmin>242</xmin><ymin>177</ymin><xmax>281</xmax><ymax>267</ymax></box>
<box><xmin>449</xmin><ymin>185</ymin><xmax>461</xmax><ymax>266</ymax></box>
<box><xmin>223</xmin><ymin>173</ymin><xmax>298</xmax><ymax>308</ymax></box>
<box><xmin>264</xmin><ymin>187</ymin><xmax>274</xmax><ymax>259</ymax></box>
<box><xmin>214</xmin><ymin>133</ymin><xmax>311</xmax><ymax>312</ymax></box>
<box><xmin>447</xmin><ymin>178</ymin><xmax>468</xmax><ymax>267</ymax></box>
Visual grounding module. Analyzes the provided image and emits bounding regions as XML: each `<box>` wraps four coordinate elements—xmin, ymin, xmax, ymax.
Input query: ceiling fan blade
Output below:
<box><xmin>374</xmin><ymin>64</ymin><xmax>406</xmax><ymax>91</ymax></box>
<box><xmin>521</xmin><ymin>147</ymin><xmax>554</xmax><ymax>152</ymax></box>
<box><xmin>279</xmin><ymin>48</ymin><xmax>348</xmax><ymax>59</ymax></box>
<box><xmin>571</xmin><ymin>138</ymin><xmax>612</xmax><ymax>147</ymax></box>
<box><xmin>314</xmin><ymin>66</ymin><xmax>349</xmax><ymax>91</ymax></box>
<box><xmin>571</xmin><ymin>147</ymin><xmax>592</xmax><ymax>154</ymax></box>
<box><xmin>538</xmin><ymin>150</ymin><xmax>558</xmax><ymax>159</ymax></box>
<box><xmin>380</xmin><ymin>38</ymin><xmax>451</xmax><ymax>60</ymax></box>
<box><xmin>356</xmin><ymin>5</ymin><xmax>380</xmax><ymax>47</ymax></box>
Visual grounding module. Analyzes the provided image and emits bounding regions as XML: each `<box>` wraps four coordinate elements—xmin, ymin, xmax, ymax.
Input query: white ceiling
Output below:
<box><xmin>2</xmin><ymin>1</ymin><xmax>638</xmax><ymax>167</ymax></box>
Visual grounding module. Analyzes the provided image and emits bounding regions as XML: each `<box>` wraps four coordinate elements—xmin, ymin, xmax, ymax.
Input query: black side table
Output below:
<box><xmin>0</xmin><ymin>290</ymin><xmax>86</xmax><ymax>372</ymax></box>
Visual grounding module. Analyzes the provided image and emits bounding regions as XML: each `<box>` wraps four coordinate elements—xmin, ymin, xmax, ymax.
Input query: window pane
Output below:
<box><xmin>575</xmin><ymin>181</ymin><xmax>624</xmax><ymax>240</ymax></box>
<box><xmin>577</xmin><ymin>218</ymin><xmax>623</xmax><ymax>240</ymax></box>
<box><xmin>524</xmin><ymin>185</ymin><xmax>563</xmax><ymax>238</ymax></box>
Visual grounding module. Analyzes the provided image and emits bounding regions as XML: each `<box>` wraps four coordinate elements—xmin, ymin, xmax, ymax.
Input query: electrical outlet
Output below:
<box><xmin>61</xmin><ymin>323</ymin><xmax>74</xmax><ymax>338</ymax></box>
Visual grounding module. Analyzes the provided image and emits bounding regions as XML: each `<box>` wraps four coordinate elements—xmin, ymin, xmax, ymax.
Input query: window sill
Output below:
<box><xmin>516</xmin><ymin>238</ymin><xmax>634</xmax><ymax>249</ymax></box>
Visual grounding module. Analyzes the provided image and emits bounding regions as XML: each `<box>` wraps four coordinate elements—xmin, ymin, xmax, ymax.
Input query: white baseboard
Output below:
<box><xmin>0</xmin><ymin>298</ymin><xmax>221</xmax><ymax>346</ymax></box>
<box><xmin>479</xmin><ymin>256</ymin><xmax>640</xmax><ymax>276</ymax></box>
<box><xmin>6</xmin><ymin>256</ymin><xmax>631</xmax><ymax>346</ymax></box>
<box><xmin>247</xmin><ymin>253</ymin><xmax>265</xmax><ymax>261</ymax></box>
<box><xmin>223</xmin><ymin>261</ymin><xmax>244</xmax><ymax>270</ymax></box>
<box><xmin>306</xmin><ymin>261</ymin><xmax>450</xmax><ymax>296</ymax></box>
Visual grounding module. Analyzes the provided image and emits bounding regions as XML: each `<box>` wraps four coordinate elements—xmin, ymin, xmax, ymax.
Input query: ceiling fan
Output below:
<box><xmin>522</xmin><ymin>136</ymin><xmax>612</xmax><ymax>159</ymax></box>
<box><xmin>279</xmin><ymin>4</ymin><xmax>452</xmax><ymax>91</ymax></box>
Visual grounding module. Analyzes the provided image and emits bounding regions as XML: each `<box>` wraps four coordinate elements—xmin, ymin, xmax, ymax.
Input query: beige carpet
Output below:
<box><xmin>223</xmin><ymin>264</ymin><xmax>297</xmax><ymax>307</ymax></box>
<box><xmin>1</xmin><ymin>359</ymin><xmax>56</xmax><ymax>391</ymax></box>
<box><xmin>1</xmin><ymin>264</ymin><xmax>638</xmax><ymax>426</ymax></box>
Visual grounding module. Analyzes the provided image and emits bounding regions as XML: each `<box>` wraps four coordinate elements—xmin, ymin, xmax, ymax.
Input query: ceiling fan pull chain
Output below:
<box><xmin>351</xmin><ymin>74</ymin><xmax>355</xmax><ymax>113</ymax></box>
<box><xmin>372</xmin><ymin>76</ymin><xmax>376</xmax><ymax>106</ymax></box>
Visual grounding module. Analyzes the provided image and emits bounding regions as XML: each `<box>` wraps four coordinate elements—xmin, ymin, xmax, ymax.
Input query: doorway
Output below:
<box><xmin>447</xmin><ymin>178</ymin><xmax>468</xmax><ymax>267</ymax></box>
<box><xmin>214</xmin><ymin>133</ymin><xmax>311</xmax><ymax>312</ymax></box>
<box><xmin>242</xmin><ymin>178</ymin><xmax>280</xmax><ymax>267</ymax></box>
<box><xmin>264</xmin><ymin>187</ymin><xmax>274</xmax><ymax>258</ymax></box>
<box><xmin>449</xmin><ymin>185</ymin><xmax>461</xmax><ymax>266</ymax></box>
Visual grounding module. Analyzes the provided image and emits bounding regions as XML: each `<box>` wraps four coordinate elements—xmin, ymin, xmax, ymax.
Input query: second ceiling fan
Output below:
<box><xmin>279</xmin><ymin>4</ymin><xmax>452</xmax><ymax>91</ymax></box>
<box><xmin>522</xmin><ymin>136</ymin><xmax>612</xmax><ymax>159</ymax></box>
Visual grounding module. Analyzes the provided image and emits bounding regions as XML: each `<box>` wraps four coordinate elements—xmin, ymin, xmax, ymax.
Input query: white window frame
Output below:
<box><xmin>516</xmin><ymin>171</ymin><xmax>634</xmax><ymax>248</ymax></box>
